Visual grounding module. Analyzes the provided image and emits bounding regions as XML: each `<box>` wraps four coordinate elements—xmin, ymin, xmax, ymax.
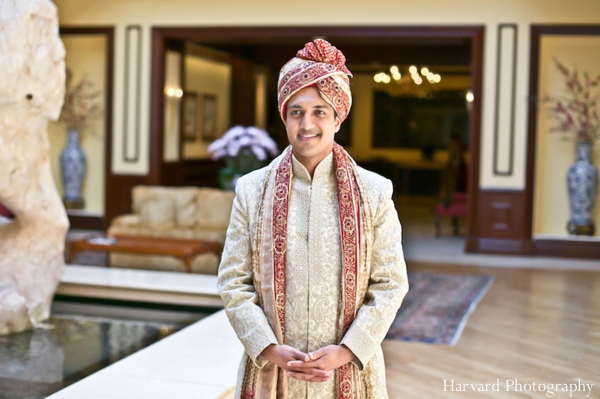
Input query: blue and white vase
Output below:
<box><xmin>567</xmin><ymin>142</ymin><xmax>598</xmax><ymax>235</ymax></box>
<box><xmin>60</xmin><ymin>128</ymin><xmax>86</xmax><ymax>209</ymax></box>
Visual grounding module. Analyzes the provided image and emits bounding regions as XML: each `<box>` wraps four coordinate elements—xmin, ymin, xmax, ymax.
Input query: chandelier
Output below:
<box><xmin>373</xmin><ymin>65</ymin><xmax>442</xmax><ymax>98</ymax></box>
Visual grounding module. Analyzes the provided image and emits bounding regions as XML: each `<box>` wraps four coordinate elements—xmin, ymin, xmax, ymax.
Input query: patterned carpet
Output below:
<box><xmin>68</xmin><ymin>249</ymin><xmax>108</xmax><ymax>266</ymax></box>
<box><xmin>385</xmin><ymin>272</ymin><xmax>494</xmax><ymax>345</ymax></box>
<box><xmin>65</xmin><ymin>230</ymin><xmax>108</xmax><ymax>266</ymax></box>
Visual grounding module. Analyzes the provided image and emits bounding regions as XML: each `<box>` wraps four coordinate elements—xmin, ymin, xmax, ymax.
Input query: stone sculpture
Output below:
<box><xmin>0</xmin><ymin>0</ymin><xmax>68</xmax><ymax>334</ymax></box>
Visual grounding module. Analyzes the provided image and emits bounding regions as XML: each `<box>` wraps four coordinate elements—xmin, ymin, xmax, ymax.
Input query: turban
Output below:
<box><xmin>277</xmin><ymin>39</ymin><xmax>353</xmax><ymax>123</ymax></box>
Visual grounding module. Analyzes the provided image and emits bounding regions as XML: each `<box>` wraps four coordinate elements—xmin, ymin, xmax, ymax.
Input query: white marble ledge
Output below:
<box><xmin>47</xmin><ymin>309</ymin><xmax>242</xmax><ymax>399</ymax></box>
<box><xmin>62</xmin><ymin>265</ymin><xmax>219</xmax><ymax>295</ymax></box>
<box><xmin>58</xmin><ymin>265</ymin><xmax>224</xmax><ymax>307</ymax></box>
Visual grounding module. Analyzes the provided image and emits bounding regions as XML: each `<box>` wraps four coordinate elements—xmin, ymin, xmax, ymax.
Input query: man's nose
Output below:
<box><xmin>300</xmin><ymin>113</ymin><xmax>314</xmax><ymax>129</ymax></box>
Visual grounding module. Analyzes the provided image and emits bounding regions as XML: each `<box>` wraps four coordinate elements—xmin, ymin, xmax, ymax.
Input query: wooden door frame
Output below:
<box><xmin>149</xmin><ymin>25</ymin><xmax>484</xmax><ymax>237</ymax></box>
<box><xmin>59</xmin><ymin>26</ymin><xmax>115</xmax><ymax>230</ymax></box>
<box><xmin>525</xmin><ymin>24</ymin><xmax>600</xmax><ymax>257</ymax></box>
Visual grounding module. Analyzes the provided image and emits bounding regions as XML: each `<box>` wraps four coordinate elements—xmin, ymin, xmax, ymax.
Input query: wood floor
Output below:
<box><xmin>383</xmin><ymin>262</ymin><xmax>600</xmax><ymax>398</ymax></box>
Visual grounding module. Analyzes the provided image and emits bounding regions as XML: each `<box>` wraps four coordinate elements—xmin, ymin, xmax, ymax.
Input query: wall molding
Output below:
<box><xmin>465</xmin><ymin>237</ymin><xmax>534</xmax><ymax>255</ymax></box>
<box><xmin>532</xmin><ymin>239</ymin><xmax>600</xmax><ymax>258</ymax></box>
<box><xmin>123</xmin><ymin>25</ymin><xmax>142</xmax><ymax>163</ymax></box>
<box><xmin>493</xmin><ymin>23</ymin><xmax>518</xmax><ymax>176</ymax></box>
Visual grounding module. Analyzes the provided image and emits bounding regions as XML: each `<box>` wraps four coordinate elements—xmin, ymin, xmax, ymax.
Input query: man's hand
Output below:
<box><xmin>260</xmin><ymin>344</ymin><xmax>330</xmax><ymax>382</ymax></box>
<box><xmin>286</xmin><ymin>345</ymin><xmax>356</xmax><ymax>382</ymax></box>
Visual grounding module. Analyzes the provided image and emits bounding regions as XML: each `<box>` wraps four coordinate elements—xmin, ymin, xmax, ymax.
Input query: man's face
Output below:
<box><xmin>285</xmin><ymin>87</ymin><xmax>341</xmax><ymax>172</ymax></box>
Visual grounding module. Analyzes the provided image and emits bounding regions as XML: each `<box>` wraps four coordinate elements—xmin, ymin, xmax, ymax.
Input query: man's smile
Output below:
<box><xmin>298</xmin><ymin>133</ymin><xmax>319</xmax><ymax>141</ymax></box>
<box><xmin>298</xmin><ymin>129</ymin><xmax>321</xmax><ymax>141</ymax></box>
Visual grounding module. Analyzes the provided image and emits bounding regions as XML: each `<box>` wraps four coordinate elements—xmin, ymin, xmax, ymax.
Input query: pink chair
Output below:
<box><xmin>434</xmin><ymin>193</ymin><xmax>468</xmax><ymax>237</ymax></box>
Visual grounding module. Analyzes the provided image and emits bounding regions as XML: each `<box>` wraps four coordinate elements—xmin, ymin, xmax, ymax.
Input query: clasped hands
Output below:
<box><xmin>260</xmin><ymin>344</ymin><xmax>355</xmax><ymax>383</ymax></box>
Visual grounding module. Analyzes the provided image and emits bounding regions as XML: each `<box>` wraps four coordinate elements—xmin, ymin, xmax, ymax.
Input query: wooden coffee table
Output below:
<box><xmin>66</xmin><ymin>235</ymin><xmax>223</xmax><ymax>273</ymax></box>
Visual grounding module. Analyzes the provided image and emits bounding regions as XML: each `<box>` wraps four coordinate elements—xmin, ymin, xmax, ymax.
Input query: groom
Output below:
<box><xmin>218</xmin><ymin>38</ymin><xmax>408</xmax><ymax>399</ymax></box>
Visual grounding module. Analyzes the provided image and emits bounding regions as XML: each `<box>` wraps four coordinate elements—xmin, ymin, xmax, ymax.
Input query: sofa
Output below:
<box><xmin>107</xmin><ymin>185</ymin><xmax>235</xmax><ymax>274</ymax></box>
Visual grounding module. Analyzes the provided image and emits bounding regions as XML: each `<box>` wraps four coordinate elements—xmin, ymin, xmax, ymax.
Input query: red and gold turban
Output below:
<box><xmin>277</xmin><ymin>39</ymin><xmax>353</xmax><ymax>123</ymax></box>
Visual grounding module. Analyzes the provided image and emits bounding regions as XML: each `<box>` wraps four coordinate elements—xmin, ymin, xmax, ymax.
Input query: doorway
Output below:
<box><xmin>148</xmin><ymin>26</ymin><xmax>484</xmax><ymax>237</ymax></box>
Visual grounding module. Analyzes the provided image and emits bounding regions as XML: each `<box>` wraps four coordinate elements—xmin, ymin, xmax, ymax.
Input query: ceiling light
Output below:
<box><xmin>374</xmin><ymin>72</ymin><xmax>392</xmax><ymax>84</ymax></box>
<box><xmin>466</xmin><ymin>91</ymin><xmax>474</xmax><ymax>102</ymax></box>
<box><xmin>165</xmin><ymin>87</ymin><xmax>184</xmax><ymax>97</ymax></box>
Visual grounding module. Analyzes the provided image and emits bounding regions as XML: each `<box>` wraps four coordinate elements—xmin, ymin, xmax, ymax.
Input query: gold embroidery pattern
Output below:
<box><xmin>272</xmin><ymin>149</ymin><xmax>293</xmax><ymax>337</ymax></box>
<box><xmin>333</xmin><ymin>144</ymin><xmax>360</xmax><ymax>399</ymax></box>
<box><xmin>277</xmin><ymin>60</ymin><xmax>346</xmax><ymax>118</ymax></box>
<box><xmin>277</xmin><ymin>40</ymin><xmax>353</xmax><ymax>124</ymax></box>
<box><xmin>241</xmin><ymin>356</ymin><xmax>257</xmax><ymax>398</ymax></box>
<box><xmin>317</xmin><ymin>76</ymin><xmax>351</xmax><ymax>123</ymax></box>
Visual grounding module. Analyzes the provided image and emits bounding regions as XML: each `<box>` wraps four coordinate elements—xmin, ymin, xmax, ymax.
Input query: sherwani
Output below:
<box><xmin>217</xmin><ymin>152</ymin><xmax>408</xmax><ymax>399</ymax></box>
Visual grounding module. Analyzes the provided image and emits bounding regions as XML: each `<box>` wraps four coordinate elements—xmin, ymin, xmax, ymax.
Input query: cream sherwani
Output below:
<box><xmin>217</xmin><ymin>152</ymin><xmax>408</xmax><ymax>399</ymax></box>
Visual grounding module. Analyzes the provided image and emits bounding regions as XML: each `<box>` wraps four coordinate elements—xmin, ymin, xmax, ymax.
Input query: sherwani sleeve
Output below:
<box><xmin>217</xmin><ymin>183</ymin><xmax>279</xmax><ymax>367</ymax></box>
<box><xmin>340</xmin><ymin>179</ymin><xmax>409</xmax><ymax>369</ymax></box>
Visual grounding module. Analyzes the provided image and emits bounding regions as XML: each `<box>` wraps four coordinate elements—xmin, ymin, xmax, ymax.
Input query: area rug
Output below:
<box><xmin>65</xmin><ymin>231</ymin><xmax>109</xmax><ymax>266</ymax></box>
<box><xmin>385</xmin><ymin>272</ymin><xmax>494</xmax><ymax>345</ymax></box>
<box><xmin>68</xmin><ymin>250</ymin><xmax>108</xmax><ymax>266</ymax></box>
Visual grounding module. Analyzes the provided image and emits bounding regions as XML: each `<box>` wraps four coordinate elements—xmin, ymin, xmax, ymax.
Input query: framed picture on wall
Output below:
<box><xmin>201</xmin><ymin>93</ymin><xmax>217</xmax><ymax>142</ymax></box>
<box><xmin>182</xmin><ymin>92</ymin><xmax>198</xmax><ymax>142</ymax></box>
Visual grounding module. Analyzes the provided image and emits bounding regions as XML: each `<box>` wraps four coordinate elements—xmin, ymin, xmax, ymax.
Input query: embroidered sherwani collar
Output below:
<box><xmin>291</xmin><ymin>151</ymin><xmax>334</xmax><ymax>183</ymax></box>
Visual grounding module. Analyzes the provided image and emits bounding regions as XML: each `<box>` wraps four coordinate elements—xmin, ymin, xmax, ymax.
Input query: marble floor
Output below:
<box><xmin>11</xmin><ymin>198</ymin><xmax>597</xmax><ymax>398</ymax></box>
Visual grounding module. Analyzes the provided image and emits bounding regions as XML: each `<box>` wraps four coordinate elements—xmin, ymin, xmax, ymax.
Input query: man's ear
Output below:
<box><xmin>334</xmin><ymin>117</ymin><xmax>342</xmax><ymax>133</ymax></box>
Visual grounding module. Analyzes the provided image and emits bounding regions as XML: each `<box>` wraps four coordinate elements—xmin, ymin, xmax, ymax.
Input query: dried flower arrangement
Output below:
<box><xmin>543</xmin><ymin>59</ymin><xmax>600</xmax><ymax>144</ymax></box>
<box><xmin>59</xmin><ymin>68</ymin><xmax>103</xmax><ymax>131</ymax></box>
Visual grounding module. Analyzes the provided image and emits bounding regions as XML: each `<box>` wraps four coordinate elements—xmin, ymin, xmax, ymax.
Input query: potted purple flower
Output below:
<box><xmin>207</xmin><ymin>126</ymin><xmax>279</xmax><ymax>190</ymax></box>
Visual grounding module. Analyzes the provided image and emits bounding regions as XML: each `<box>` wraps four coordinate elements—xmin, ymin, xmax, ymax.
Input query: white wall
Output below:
<box><xmin>52</xmin><ymin>0</ymin><xmax>600</xmax><ymax>191</ymax></box>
